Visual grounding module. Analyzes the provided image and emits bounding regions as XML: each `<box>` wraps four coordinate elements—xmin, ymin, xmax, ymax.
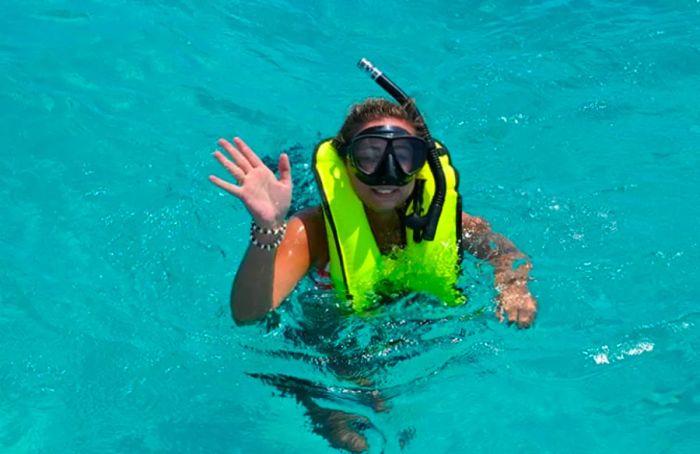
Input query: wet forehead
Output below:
<box><xmin>359</xmin><ymin>117</ymin><xmax>416</xmax><ymax>135</ymax></box>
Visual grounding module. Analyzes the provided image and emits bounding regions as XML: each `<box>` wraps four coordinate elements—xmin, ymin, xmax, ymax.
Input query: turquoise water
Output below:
<box><xmin>2</xmin><ymin>0</ymin><xmax>700</xmax><ymax>452</ymax></box>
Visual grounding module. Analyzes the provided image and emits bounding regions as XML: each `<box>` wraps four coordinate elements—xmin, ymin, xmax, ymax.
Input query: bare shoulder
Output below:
<box><xmin>461</xmin><ymin>211</ymin><xmax>491</xmax><ymax>235</ymax></box>
<box><xmin>290</xmin><ymin>206</ymin><xmax>328</xmax><ymax>268</ymax></box>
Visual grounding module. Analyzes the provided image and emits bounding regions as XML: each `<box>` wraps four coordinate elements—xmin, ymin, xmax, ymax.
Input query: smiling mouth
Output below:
<box><xmin>371</xmin><ymin>187</ymin><xmax>398</xmax><ymax>195</ymax></box>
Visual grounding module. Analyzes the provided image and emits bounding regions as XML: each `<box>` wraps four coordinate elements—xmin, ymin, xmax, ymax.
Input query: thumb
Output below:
<box><xmin>278</xmin><ymin>153</ymin><xmax>292</xmax><ymax>185</ymax></box>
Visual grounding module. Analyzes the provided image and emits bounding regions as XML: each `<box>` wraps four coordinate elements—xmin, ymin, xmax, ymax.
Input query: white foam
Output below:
<box><xmin>590</xmin><ymin>341</ymin><xmax>654</xmax><ymax>365</ymax></box>
<box><xmin>593</xmin><ymin>353</ymin><xmax>610</xmax><ymax>365</ymax></box>
<box><xmin>624</xmin><ymin>342</ymin><xmax>654</xmax><ymax>356</ymax></box>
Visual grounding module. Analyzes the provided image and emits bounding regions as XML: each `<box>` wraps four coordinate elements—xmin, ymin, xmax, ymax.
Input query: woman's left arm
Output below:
<box><xmin>461</xmin><ymin>212</ymin><xmax>538</xmax><ymax>328</ymax></box>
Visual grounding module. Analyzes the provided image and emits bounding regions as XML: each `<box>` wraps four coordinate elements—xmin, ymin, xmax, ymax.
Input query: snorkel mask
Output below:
<box><xmin>356</xmin><ymin>58</ymin><xmax>447</xmax><ymax>242</ymax></box>
<box><xmin>346</xmin><ymin>124</ymin><xmax>428</xmax><ymax>187</ymax></box>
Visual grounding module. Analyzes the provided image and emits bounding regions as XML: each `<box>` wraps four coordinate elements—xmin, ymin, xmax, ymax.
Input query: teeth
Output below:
<box><xmin>375</xmin><ymin>189</ymin><xmax>394</xmax><ymax>194</ymax></box>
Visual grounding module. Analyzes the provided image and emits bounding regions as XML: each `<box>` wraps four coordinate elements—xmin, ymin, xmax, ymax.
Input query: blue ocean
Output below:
<box><xmin>2</xmin><ymin>0</ymin><xmax>699</xmax><ymax>452</ymax></box>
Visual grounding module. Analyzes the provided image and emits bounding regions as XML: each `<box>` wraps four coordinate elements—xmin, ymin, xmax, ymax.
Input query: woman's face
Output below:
<box><xmin>345</xmin><ymin>117</ymin><xmax>418</xmax><ymax>213</ymax></box>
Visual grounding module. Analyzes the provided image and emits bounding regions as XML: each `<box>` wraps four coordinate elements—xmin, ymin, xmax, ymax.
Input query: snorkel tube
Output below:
<box><xmin>357</xmin><ymin>58</ymin><xmax>446</xmax><ymax>242</ymax></box>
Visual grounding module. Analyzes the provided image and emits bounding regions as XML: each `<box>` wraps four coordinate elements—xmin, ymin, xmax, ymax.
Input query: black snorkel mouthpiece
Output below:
<box><xmin>356</xmin><ymin>58</ymin><xmax>447</xmax><ymax>242</ymax></box>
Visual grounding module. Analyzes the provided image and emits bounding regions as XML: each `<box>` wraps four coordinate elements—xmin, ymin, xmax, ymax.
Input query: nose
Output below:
<box><xmin>380</xmin><ymin>152</ymin><xmax>400</xmax><ymax>184</ymax></box>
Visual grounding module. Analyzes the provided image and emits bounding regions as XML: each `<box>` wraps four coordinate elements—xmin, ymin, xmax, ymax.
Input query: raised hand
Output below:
<box><xmin>209</xmin><ymin>137</ymin><xmax>292</xmax><ymax>229</ymax></box>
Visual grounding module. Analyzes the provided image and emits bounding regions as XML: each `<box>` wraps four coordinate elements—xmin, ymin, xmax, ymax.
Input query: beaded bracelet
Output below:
<box><xmin>250</xmin><ymin>220</ymin><xmax>287</xmax><ymax>251</ymax></box>
<box><xmin>251</xmin><ymin>221</ymin><xmax>287</xmax><ymax>236</ymax></box>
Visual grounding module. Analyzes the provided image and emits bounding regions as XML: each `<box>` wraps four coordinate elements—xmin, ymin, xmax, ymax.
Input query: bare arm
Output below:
<box><xmin>462</xmin><ymin>212</ymin><xmax>537</xmax><ymax>327</ymax></box>
<box><xmin>230</xmin><ymin>215</ymin><xmax>315</xmax><ymax>323</ymax></box>
<box><xmin>209</xmin><ymin>137</ymin><xmax>321</xmax><ymax>324</ymax></box>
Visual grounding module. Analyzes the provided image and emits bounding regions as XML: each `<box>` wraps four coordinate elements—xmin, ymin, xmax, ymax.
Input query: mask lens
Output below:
<box><xmin>391</xmin><ymin>137</ymin><xmax>427</xmax><ymax>174</ymax></box>
<box><xmin>350</xmin><ymin>137</ymin><xmax>389</xmax><ymax>174</ymax></box>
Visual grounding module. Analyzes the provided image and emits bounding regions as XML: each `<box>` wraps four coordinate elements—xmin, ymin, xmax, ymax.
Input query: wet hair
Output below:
<box><xmin>332</xmin><ymin>98</ymin><xmax>425</xmax><ymax>153</ymax></box>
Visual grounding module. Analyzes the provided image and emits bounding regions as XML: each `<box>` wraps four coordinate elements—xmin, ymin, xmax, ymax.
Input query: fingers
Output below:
<box><xmin>233</xmin><ymin>137</ymin><xmax>264</xmax><ymax>168</ymax></box>
<box><xmin>208</xmin><ymin>174</ymin><xmax>242</xmax><ymax>197</ymax></box>
<box><xmin>218</xmin><ymin>138</ymin><xmax>254</xmax><ymax>173</ymax></box>
<box><xmin>516</xmin><ymin>295</ymin><xmax>537</xmax><ymax>328</ymax></box>
<box><xmin>517</xmin><ymin>306</ymin><xmax>536</xmax><ymax>328</ymax></box>
<box><xmin>498</xmin><ymin>308</ymin><xmax>532</xmax><ymax>328</ymax></box>
<box><xmin>496</xmin><ymin>291</ymin><xmax>537</xmax><ymax>328</ymax></box>
<box><xmin>278</xmin><ymin>153</ymin><xmax>291</xmax><ymax>185</ymax></box>
<box><xmin>213</xmin><ymin>151</ymin><xmax>245</xmax><ymax>184</ymax></box>
<box><xmin>507</xmin><ymin>304</ymin><xmax>519</xmax><ymax>324</ymax></box>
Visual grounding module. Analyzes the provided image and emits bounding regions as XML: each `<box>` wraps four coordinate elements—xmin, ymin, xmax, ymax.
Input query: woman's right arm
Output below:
<box><xmin>209</xmin><ymin>137</ymin><xmax>320</xmax><ymax>324</ymax></box>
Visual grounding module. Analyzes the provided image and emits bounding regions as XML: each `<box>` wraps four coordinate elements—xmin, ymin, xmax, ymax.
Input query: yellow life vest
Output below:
<box><xmin>312</xmin><ymin>139</ymin><xmax>464</xmax><ymax>312</ymax></box>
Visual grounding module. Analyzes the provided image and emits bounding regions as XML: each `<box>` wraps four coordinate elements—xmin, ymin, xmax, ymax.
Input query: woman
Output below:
<box><xmin>210</xmin><ymin>98</ymin><xmax>537</xmax><ymax>451</ymax></box>
<box><xmin>210</xmin><ymin>98</ymin><xmax>537</xmax><ymax>326</ymax></box>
